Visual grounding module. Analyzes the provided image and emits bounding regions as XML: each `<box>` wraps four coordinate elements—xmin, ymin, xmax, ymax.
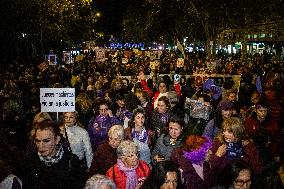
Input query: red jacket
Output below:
<box><xmin>244</xmin><ymin>115</ymin><xmax>279</xmax><ymax>137</ymax></box>
<box><xmin>106</xmin><ymin>160</ymin><xmax>150</xmax><ymax>189</ymax></box>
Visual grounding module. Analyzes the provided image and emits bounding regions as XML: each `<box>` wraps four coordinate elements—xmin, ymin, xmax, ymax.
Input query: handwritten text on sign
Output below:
<box><xmin>40</xmin><ymin>88</ymin><xmax>75</xmax><ymax>112</ymax></box>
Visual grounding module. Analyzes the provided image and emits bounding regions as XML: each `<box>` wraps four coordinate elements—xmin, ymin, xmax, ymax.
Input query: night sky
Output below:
<box><xmin>93</xmin><ymin>0</ymin><xmax>128</xmax><ymax>36</ymax></box>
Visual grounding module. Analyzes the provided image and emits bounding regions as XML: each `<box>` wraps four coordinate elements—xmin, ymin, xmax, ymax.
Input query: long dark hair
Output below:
<box><xmin>141</xmin><ymin>160</ymin><xmax>182</xmax><ymax>189</ymax></box>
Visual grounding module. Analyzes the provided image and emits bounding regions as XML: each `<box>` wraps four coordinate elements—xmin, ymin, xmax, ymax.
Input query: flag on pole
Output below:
<box><xmin>176</xmin><ymin>38</ymin><xmax>185</xmax><ymax>59</ymax></box>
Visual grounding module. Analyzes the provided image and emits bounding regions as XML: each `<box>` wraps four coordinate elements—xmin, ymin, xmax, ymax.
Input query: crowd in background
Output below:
<box><xmin>0</xmin><ymin>49</ymin><xmax>284</xmax><ymax>189</ymax></box>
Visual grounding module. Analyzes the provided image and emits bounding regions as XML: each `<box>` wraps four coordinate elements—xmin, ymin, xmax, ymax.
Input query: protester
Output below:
<box><xmin>125</xmin><ymin>108</ymin><xmax>155</xmax><ymax>165</ymax></box>
<box><xmin>152</xmin><ymin>117</ymin><xmax>184</xmax><ymax>164</ymax></box>
<box><xmin>89</xmin><ymin>124</ymin><xmax>124</xmax><ymax>175</ymax></box>
<box><xmin>141</xmin><ymin>160</ymin><xmax>182</xmax><ymax>189</ymax></box>
<box><xmin>84</xmin><ymin>174</ymin><xmax>116</xmax><ymax>189</ymax></box>
<box><xmin>171</xmin><ymin>135</ymin><xmax>214</xmax><ymax>189</ymax></box>
<box><xmin>23</xmin><ymin>120</ymin><xmax>85</xmax><ymax>189</ymax></box>
<box><xmin>106</xmin><ymin>140</ymin><xmax>150</xmax><ymax>189</ymax></box>
<box><xmin>61</xmin><ymin>111</ymin><xmax>93</xmax><ymax>169</ymax></box>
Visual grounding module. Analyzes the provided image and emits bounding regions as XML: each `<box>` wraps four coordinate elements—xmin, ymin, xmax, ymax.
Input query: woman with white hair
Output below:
<box><xmin>106</xmin><ymin>140</ymin><xmax>150</xmax><ymax>189</ymax></box>
<box><xmin>89</xmin><ymin>125</ymin><xmax>124</xmax><ymax>175</ymax></box>
<box><xmin>84</xmin><ymin>174</ymin><xmax>116</xmax><ymax>189</ymax></box>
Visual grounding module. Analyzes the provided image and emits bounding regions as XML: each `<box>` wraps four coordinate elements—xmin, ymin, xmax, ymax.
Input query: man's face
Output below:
<box><xmin>35</xmin><ymin>128</ymin><xmax>60</xmax><ymax>157</ymax></box>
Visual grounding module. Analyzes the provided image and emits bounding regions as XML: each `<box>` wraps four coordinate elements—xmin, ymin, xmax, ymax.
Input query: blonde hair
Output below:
<box><xmin>84</xmin><ymin>174</ymin><xmax>116</xmax><ymax>189</ymax></box>
<box><xmin>30</xmin><ymin>112</ymin><xmax>52</xmax><ymax>138</ymax></box>
<box><xmin>108</xmin><ymin>125</ymin><xmax>124</xmax><ymax>139</ymax></box>
<box><xmin>217</xmin><ymin>117</ymin><xmax>247</xmax><ymax>142</ymax></box>
<box><xmin>32</xmin><ymin>112</ymin><xmax>52</xmax><ymax>125</ymax></box>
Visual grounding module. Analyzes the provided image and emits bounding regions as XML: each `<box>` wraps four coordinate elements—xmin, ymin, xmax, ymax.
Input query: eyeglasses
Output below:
<box><xmin>234</xmin><ymin>179</ymin><xmax>251</xmax><ymax>186</ymax></box>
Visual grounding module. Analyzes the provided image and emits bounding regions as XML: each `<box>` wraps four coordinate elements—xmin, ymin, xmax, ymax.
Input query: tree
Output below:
<box><xmin>0</xmin><ymin>0</ymin><xmax>100</xmax><ymax>63</ymax></box>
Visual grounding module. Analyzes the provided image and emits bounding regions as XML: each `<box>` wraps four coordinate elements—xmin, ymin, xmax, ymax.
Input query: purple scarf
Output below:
<box><xmin>183</xmin><ymin>137</ymin><xmax>213</xmax><ymax>165</ymax></box>
<box><xmin>117</xmin><ymin>159</ymin><xmax>139</xmax><ymax>189</ymax></box>
<box><xmin>132</xmin><ymin>127</ymin><xmax>148</xmax><ymax>143</ymax></box>
<box><xmin>158</xmin><ymin>112</ymin><xmax>169</xmax><ymax>124</ymax></box>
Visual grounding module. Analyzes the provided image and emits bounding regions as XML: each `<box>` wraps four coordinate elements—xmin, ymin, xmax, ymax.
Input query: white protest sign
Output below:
<box><xmin>40</xmin><ymin>88</ymin><xmax>75</xmax><ymax>112</ymax></box>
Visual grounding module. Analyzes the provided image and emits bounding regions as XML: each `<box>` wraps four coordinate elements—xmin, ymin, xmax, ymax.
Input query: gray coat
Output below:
<box><xmin>151</xmin><ymin>134</ymin><xmax>182</xmax><ymax>164</ymax></box>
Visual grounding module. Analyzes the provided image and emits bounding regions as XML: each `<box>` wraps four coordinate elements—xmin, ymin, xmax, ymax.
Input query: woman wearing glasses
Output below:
<box><xmin>216</xmin><ymin>160</ymin><xmax>253</xmax><ymax>189</ymax></box>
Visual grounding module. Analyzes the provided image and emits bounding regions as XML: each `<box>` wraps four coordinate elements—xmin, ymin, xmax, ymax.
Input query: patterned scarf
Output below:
<box><xmin>225</xmin><ymin>142</ymin><xmax>243</xmax><ymax>160</ymax></box>
<box><xmin>132</xmin><ymin>127</ymin><xmax>148</xmax><ymax>143</ymax></box>
<box><xmin>38</xmin><ymin>144</ymin><xmax>64</xmax><ymax>166</ymax></box>
<box><xmin>117</xmin><ymin>159</ymin><xmax>139</xmax><ymax>189</ymax></box>
<box><xmin>158</xmin><ymin>112</ymin><xmax>169</xmax><ymax>124</ymax></box>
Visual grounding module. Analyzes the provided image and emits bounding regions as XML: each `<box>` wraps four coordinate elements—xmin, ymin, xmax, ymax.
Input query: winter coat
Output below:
<box><xmin>88</xmin><ymin>115</ymin><xmax>120</xmax><ymax>150</ymax></box>
<box><xmin>171</xmin><ymin>147</ymin><xmax>215</xmax><ymax>189</ymax></box>
<box><xmin>151</xmin><ymin>134</ymin><xmax>182</xmax><ymax>164</ymax></box>
<box><xmin>62</xmin><ymin>125</ymin><xmax>93</xmax><ymax>168</ymax></box>
<box><xmin>210</xmin><ymin>139</ymin><xmax>263</xmax><ymax>178</ymax></box>
<box><xmin>106</xmin><ymin>160</ymin><xmax>150</xmax><ymax>189</ymax></box>
<box><xmin>89</xmin><ymin>141</ymin><xmax>117</xmax><ymax>175</ymax></box>
<box><xmin>23</xmin><ymin>150</ymin><xmax>85</xmax><ymax>189</ymax></box>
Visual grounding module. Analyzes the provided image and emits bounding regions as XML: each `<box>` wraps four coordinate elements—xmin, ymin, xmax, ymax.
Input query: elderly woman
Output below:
<box><xmin>89</xmin><ymin>125</ymin><xmax>124</xmax><ymax>175</ymax></box>
<box><xmin>84</xmin><ymin>174</ymin><xmax>116</xmax><ymax>189</ymax></box>
<box><xmin>106</xmin><ymin>140</ymin><xmax>150</xmax><ymax>189</ymax></box>
<box><xmin>61</xmin><ymin>111</ymin><xmax>93</xmax><ymax>169</ymax></box>
<box><xmin>152</xmin><ymin>117</ymin><xmax>184</xmax><ymax>164</ymax></box>
<box><xmin>211</xmin><ymin>117</ymin><xmax>263</xmax><ymax>179</ymax></box>
<box><xmin>23</xmin><ymin>120</ymin><xmax>85</xmax><ymax>189</ymax></box>
<box><xmin>125</xmin><ymin>108</ymin><xmax>155</xmax><ymax>165</ymax></box>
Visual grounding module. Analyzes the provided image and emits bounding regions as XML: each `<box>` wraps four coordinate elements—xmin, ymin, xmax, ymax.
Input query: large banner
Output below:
<box><xmin>40</xmin><ymin>88</ymin><xmax>75</xmax><ymax>112</ymax></box>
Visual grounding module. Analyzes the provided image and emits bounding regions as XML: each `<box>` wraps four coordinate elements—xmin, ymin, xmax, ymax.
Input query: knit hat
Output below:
<box><xmin>217</xmin><ymin>100</ymin><xmax>234</xmax><ymax>111</ymax></box>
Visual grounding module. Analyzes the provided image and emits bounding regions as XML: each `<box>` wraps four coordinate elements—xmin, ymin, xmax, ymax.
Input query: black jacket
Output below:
<box><xmin>23</xmin><ymin>150</ymin><xmax>85</xmax><ymax>189</ymax></box>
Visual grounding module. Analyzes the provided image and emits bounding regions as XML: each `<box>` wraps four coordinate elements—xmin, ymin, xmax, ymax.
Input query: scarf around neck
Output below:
<box><xmin>132</xmin><ymin>127</ymin><xmax>148</xmax><ymax>143</ymax></box>
<box><xmin>38</xmin><ymin>144</ymin><xmax>64</xmax><ymax>166</ymax></box>
<box><xmin>117</xmin><ymin>159</ymin><xmax>139</xmax><ymax>189</ymax></box>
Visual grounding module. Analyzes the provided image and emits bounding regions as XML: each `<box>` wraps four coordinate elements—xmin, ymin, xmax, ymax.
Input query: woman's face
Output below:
<box><xmin>256</xmin><ymin>107</ymin><xmax>267</xmax><ymax>122</ymax></box>
<box><xmin>157</xmin><ymin>100</ymin><xmax>168</xmax><ymax>114</ymax></box>
<box><xmin>159</xmin><ymin>83</ymin><xmax>167</xmax><ymax>93</ymax></box>
<box><xmin>134</xmin><ymin>113</ymin><xmax>145</xmax><ymax>128</ymax></box>
<box><xmin>135</xmin><ymin>92</ymin><xmax>146</xmax><ymax>104</ymax></box>
<box><xmin>221</xmin><ymin>109</ymin><xmax>233</xmax><ymax>119</ymax></box>
<box><xmin>35</xmin><ymin>128</ymin><xmax>60</xmax><ymax>157</ymax></box>
<box><xmin>122</xmin><ymin>152</ymin><xmax>138</xmax><ymax>168</ymax></box>
<box><xmin>223</xmin><ymin>128</ymin><xmax>236</xmax><ymax>143</ymax></box>
<box><xmin>233</xmin><ymin>169</ymin><xmax>251</xmax><ymax>189</ymax></box>
<box><xmin>250</xmin><ymin>93</ymin><xmax>260</xmax><ymax>105</ymax></box>
<box><xmin>160</xmin><ymin>171</ymin><xmax>178</xmax><ymax>189</ymax></box>
<box><xmin>169</xmin><ymin>122</ymin><xmax>183</xmax><ymax>140</ymax></box>
<box><xmin>108</xmin><ymin>133</ymin><xmax>121</xmax><ymax>149</ymax></box>
<box><xmin>99</xmin><ymin>104</ymin><xmax>109</xmax><ymax>117</ymax></box>
<box><xmin>64</xmin><ymin>112</ymin><xmax>77</xmax><ymax>127</ymax></box>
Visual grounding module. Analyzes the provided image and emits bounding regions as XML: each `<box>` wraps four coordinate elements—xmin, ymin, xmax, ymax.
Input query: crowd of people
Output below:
<box><xmin>0</xmin><ymin>49</ymin><xmax>284</xmax><ymax>189</ymax></box>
